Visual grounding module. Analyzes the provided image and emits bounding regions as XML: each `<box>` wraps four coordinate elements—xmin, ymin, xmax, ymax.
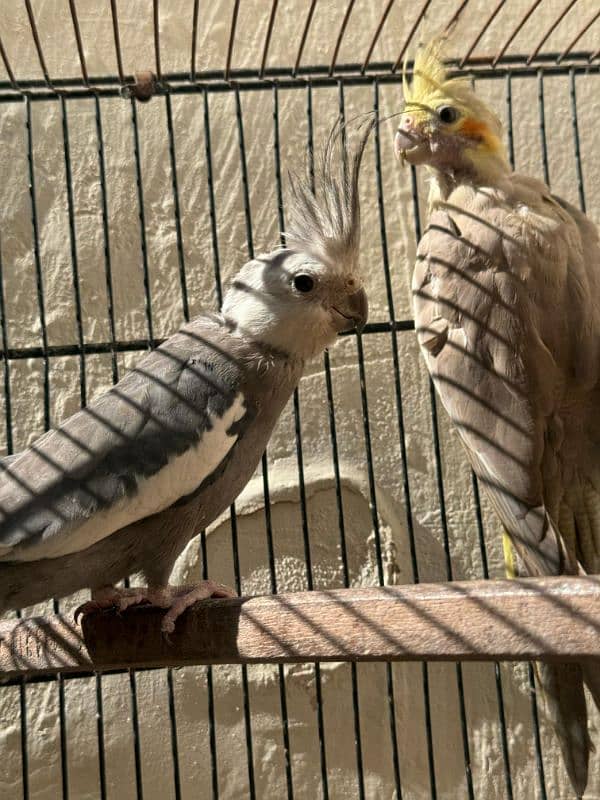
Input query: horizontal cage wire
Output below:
<box><xmin>0</xmin><ymin>2</ymin><xmax>598</xmax><ymax>800</ymax></box>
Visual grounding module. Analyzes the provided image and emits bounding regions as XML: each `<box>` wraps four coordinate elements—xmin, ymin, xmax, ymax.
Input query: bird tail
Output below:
<box><xmin>534</xmin><ymin>662</ymin><xmax>590</xmax><ymax>797</ymax></box>
<box><xmin>502</xmin><ymin>531</ymin><xmax>591</xmax><ymax>796</ymax></box>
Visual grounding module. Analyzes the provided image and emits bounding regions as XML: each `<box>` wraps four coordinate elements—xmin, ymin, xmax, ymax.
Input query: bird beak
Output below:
<box><xmin>394</xmin><ymin>116</ymin><xmax>430</xmax><ymax>165</ymax></box>
<box><xmin>331</xmin><ymin>287</ymin><xmax>369</xmax><ymax>334</ymax></box>
<box><xmin>394</xmin><ymin>128</ymin><xmax>418</xmax><ymax>155</ymax></box>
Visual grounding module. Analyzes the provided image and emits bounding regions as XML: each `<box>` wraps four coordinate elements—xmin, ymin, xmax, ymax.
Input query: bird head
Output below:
<box><xmin>222</xmin><ymin>121</ymin><xmax>371</xmax><ymax>362</ymax></box>
<box><xmin>395</xmin><ymin>36</ymin><xmax>510</xmax><ymax>181</ymax></box>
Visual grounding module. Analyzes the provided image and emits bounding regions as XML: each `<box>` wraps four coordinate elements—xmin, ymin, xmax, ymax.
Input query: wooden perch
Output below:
<box><xmin>1</xmin><ymin>576</ymin><xmax>600</xmax><ymax>681</ymax></box>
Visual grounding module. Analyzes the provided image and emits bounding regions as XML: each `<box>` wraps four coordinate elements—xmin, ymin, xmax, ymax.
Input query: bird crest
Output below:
<box><xmin>402</xmin><ymin>34</ymin><xmax>453</xmax><ymax>109</ymax></box>
<box><xmin>285</xmin><ymin>118</ymin><xmax>374</xmax><ymax>279</ymax></box>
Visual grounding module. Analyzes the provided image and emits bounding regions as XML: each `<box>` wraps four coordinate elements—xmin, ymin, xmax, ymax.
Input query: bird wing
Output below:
<box><xmin>413</xmin><ymin>178</ymin><xmax>600</xmax><ymax>577</ymax></box>
<box><xmin>0</xmin><ymin>316</ymin><xmax>247</xmax><ymax>563</ymax></box>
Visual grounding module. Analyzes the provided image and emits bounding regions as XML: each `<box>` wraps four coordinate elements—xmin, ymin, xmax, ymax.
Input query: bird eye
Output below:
<box><xmin>437</xmin><ymin>105</ymin><xmax>459</xmax><ymax>124</ymax></box>
<box><xmin>293</xmin><ymin>274</ymin><xmax>315</xmax><ymax>293</ymax></box>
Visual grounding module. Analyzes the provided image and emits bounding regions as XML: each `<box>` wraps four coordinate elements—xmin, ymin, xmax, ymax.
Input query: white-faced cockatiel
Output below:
<box><xmin>0</xmin><ymin>123</ymin><xmax>370</xmax><ymax>636</ymax></box>
<box><xmin>394</xmin><ymin>37</ymin><xmax>600</xmax><ymax>795</ymax></box>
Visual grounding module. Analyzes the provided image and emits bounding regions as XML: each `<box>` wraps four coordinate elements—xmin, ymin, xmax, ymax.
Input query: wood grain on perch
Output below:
<box><xmin>1</xmin><ymin>576</ymin><xmax>599</xmax><ymax>681</ymax></box>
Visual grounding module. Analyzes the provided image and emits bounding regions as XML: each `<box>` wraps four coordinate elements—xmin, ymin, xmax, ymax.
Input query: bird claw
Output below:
<box><xmin>74</xmin><ymin>581</ymin><xmax>237</xmax><ymax>633</ymax></box>
<box><xmin>73</xmin><ymin>601</ymin><xmax>102</xmax><ymax>624</ymax></box>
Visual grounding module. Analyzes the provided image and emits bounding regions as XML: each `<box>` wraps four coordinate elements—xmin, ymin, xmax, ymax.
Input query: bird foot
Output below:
<box><xmin>74</xmin><ymin>581</ymin><xmax>237</xmax><ymax>634</ymax></box>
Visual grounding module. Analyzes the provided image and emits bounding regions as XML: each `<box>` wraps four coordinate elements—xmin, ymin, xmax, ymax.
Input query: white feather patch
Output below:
<box><xmin>9</xmin><ymin>393</ymin><xmax>247</xmax><ymax>562</ymax></box>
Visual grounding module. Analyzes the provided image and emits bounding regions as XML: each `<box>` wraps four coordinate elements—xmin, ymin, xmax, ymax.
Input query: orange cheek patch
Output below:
<box><xmin>458</xmin><ymin>117</ymin><xmax>489</xmax><ymax>141</ymax></box>
<box><xmin>458</xmin><ymin>117</ymin><xmax>502</xmax><ymax>153</ymax></box>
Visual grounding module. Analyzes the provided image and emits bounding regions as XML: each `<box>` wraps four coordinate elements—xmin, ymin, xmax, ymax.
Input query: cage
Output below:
<box><xmin>0</xmin><ymin>1</ymin><xmax>598</xmax><ymax>799</ymax></box>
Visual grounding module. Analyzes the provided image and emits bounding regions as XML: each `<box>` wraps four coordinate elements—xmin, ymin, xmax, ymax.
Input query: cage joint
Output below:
<box><xmin>121</xmin><ymin>70</ymin><xmax>157</xmax><ymax>102</ymax></box>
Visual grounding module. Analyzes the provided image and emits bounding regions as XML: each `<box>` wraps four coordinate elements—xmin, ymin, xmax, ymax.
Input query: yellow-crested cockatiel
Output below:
<box><xmin>395</xmin><ymin>37</ymin><xmax>600</xmax><ymax>795</ymax></box>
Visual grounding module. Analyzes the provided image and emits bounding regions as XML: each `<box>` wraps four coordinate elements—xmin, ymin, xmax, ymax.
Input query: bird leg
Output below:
<box><xmin>74</xmin><ymin>581</ymin><xmax>237</xmax><ymax>633</ymax></box>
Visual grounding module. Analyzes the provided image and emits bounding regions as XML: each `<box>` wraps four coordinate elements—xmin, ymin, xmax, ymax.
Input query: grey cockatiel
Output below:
<box><xmin>0</xmin><ymin>122</ymin><xmax>370</xmax><ymax>635</ymax></box>
<box><xmin>394</xmin><ymin>37</ymin><xmax>600</xmax><ymax>795</ymax></box>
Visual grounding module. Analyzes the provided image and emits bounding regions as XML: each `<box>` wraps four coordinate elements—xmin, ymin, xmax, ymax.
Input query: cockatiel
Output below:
<box><xmin>395</xmin><ymin>37</ymin><xmax>600</xmax><ymax>795</ymax></box>
<box><xmin>0</xmin><ymin>122</ymin><xmax>370</xmax><ymax>635</ymax></box>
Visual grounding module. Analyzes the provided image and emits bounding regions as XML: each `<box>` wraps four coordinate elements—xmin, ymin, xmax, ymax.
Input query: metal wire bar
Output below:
<box><xmin>128</xmin><ymin>668</ymin><xmax>145</xmax><ymax>800</ymax></box>
<box><xmin>229</xmin><ymin>507</ymin><xmax>257</xmax><ymax>799</ymax></box>
<box><xmin>391</xmin><ymin>0</ymin><xmax>432</xmax><ymax>73</ymax></box>
<box><xmin>68</xmin><ymin>0</ymin><xmax>89</xmax><ymax>86</ymax></box>
<box><xmin>527</xmin><ymin>0</ymin><xmax>579</xmax><ymax>65</ymax></box>
<box><xmin>152</xmin><ymin>0</ymin><xmax>162</xmax><ymax>81</ymax></box>
<box><xmin>57</xmin><ymin>673</ymin><xmax>69</xmax><ymax>799</ymax></box>
<box><xmin>24</xmin><ymin>98</ymin><xmax>50</xmax><ymax>439</ymax></box>
<box><xmin>52</xmin><ymin>92</ymin><xmax>83</xmax><ymax>792</ymax></box>
<box><xmin>340</xmin><ymin>80</ymin><xmax>402</xmax><ymax>800</ymax></box>
<box><xmin>0</xmin><ymin>56</ymin><xmax>596</xmax><ymax>101</ymax></box>
<box><xmin>200</xmin><ymin>530</ymin><xmax>220</xmax><ymax>800</ymax></box>
<box><xmin>164</xmin><ymin>93</ymin><xmax>190</xmax><ymax>321</ymax></box>
<box><xmin>19</xmin><ymin>679</ymin><xmax>30</xmax><ymax>800</ymax></box>
<box><xmin>150</xmin><ymin>77</ymin><xmax>188</xmax><ymax>800</ymax></box>
<box><xmin>293</xmin><ymin>0</ymin><xmax>318</xmax><ymax>77</ymax></box>
<box><xmin>24</xmin><ymin>0</ymin><xmax>53</xmax><ymax>89</ymax></box>
<box><xmin>109</xmin><ymin>0</ymin><xmax>125</xmax><ymax>85</ymax></box>
<box><xmin>93</xmin><ymin>98</ymin><xmax>118</xmax><ymax>388</ymax></box>
<box><xmin>406</xmin><ymin>163</ymin><xmax>438</xmax><ymax>800</ymax></box>
<box><xmin>470</xmin><ymin>74</ymin><xmax>513</xmax><ymax>800</ymax></box>
<box><xmin>0</xmin><ymin>320</ymin><xmax>415</xmax><ymax>362</ymax></box>
<box><xmin>0</xmin><ymin>240</ymin><xmax>13</xmax><ymax>460</ymax></box>
<box><xmin>509</xmin><ymin>72</ymin><xmax>548</xmax><ymax>800</ymax></box>
<box><xmin>94</xmin><ymin>673</ymin><xmax>107</xmax><ymax>800</ymax></box>
<box><xmin>271</xmin><ymin>84</ymin><xmax>297</xmax><ymax>800</ymax></box>
<box><xmin>197</xmin><ymin>103</ymin><xmax>223</xmax><ymax>797</ymax></box>
<box><xmin>459</xmin><ymin>0</ymin><xmax>507</xmax><ymax>68</ymax></box>
<box><xmin>50</xmin><ymin>95</ymin><xmax>83</xmax><ymax>794</ymax></box>
<box><xmin>129</xmin><ymin>84</ymin><xmax>163</xmax><ymax>800</ymax></box>
<box><xmin>471</xmin><ymin>474</ymin><xmax>514</xmax><ymax>799</ymax></box>
<box><xmin>233</xmin><ymin>85</ymin><xmax>259</xmax><ymax>799</ymax></box>
<box><xmin>60</xmin><ymin>97</ymin><xmax>86</xmax><ymax>407</ymax></box>
<box><xmin>129</xmin><ymin>99</ymin><xmax>154</xmax><ymax>342</ymax></box>
<box><xmin>305</xmin><ymin>81</ymin><xmax>367</xmax><ymax>799</ymax></box>
<box><xmin>153</xmin><ymin>0</ymin><xmax>162</xmax><ymax>82</ymax></box>
<box><xmin>398</xmin><ymin>75</ymin><xmax>474</xmax><ymax>800</ymax></box>
<box><xmin>445</xmin><ymin>0</ymin><xmax>471</xmax><ymax>35</ymax></box>
<box><xmin>225</xmin><ymin>0</ymin><xmax>241</xmax><ymax>81</ymax></box>
<box><xmin>569</xmin><ymin>68</ymin><xmax>586</xmax><ymax>214</ymax></box>
<box><xmin>493</xmin><ymin>0</ymin><xmax>544</xmax><ymax>67</ymax></box>
<box><xmin>374</xmin><ymin>79</ymin><xmax>438</xmax><ymax>799</ymax></box>
<box><xmin>259</xmin><ymin>448</ymin><xmax>295</xmax><ymax>800</ymax></box>
<box><xmin>361</xmin><ymin>0</ymin><xmax>395</xmax><ymax>74</ymax></box>
<box><xmin>557</xmin><ymin>9</ymin><xmax>600</xmax><ymax>64</ymax></box>
<box><xmin>202</xmin><ymin>89</ymin><xmax>223</xmax><ymax>307</ymax></box>
<box><xmin>166</xmin><ymin>669</ymin><xmax>182</xmax><ymax>800</ymax></box>
<box><xmin>91</xmin><ymin>96</ymin><xmax>112</xmax><ymax>797</ymax></box>
<box><xmin>190</xmin><ymin>0</ymin><xmax>200</xmax><ymax>82</ymax></box>
<box><xmin>328</xmin><ymin>0</ymin><xmax>356</xmax><ymax>76</ymax></box>
<box><xmin>0</xmin><ymin>34</ymin><xmax>19</xmax><ymax>91</ymax></box>
<box><xmin>259</xmin><ymin>0</ymin><xmax>279</xmax><ymax>79</ymax></box>
<box><xmin>302</xmin><ymin>83</ymin><xmax>329</xmax><ymax>800</ymax></box>
<box><xmin>537</xmin><ymin>71</ymin><xmax>550</xmax><ymax>185</ymax></box>
<box><xmin>426</xmin><ymin>383</ymin><xmax>475</xmax><ymax>799</ymax></box>
<box><xmin>3</xmin><ymin>167</ymin><xmax>30</xmax><ymax>797</ymax></box>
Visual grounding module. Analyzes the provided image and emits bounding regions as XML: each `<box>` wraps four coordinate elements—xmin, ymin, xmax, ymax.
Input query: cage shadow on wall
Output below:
<box><xmin>0</xmin><ymin>1</ymin><xmax>599</xmax><ymax>799</ymax></box>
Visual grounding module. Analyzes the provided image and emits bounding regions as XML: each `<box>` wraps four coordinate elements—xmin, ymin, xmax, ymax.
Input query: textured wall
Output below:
<box><xmin>0</xmin><ymin>1</ymin><xmax>599</xmax><ymax>799</ymax></box>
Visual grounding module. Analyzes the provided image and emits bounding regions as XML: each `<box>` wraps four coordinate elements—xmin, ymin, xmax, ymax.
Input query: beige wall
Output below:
<box><xmin>0</xmin><ymin>1</ymin><xmax>599</xmax><ymax>798</ymax></box>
